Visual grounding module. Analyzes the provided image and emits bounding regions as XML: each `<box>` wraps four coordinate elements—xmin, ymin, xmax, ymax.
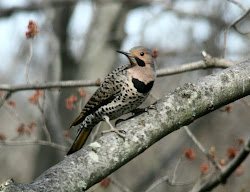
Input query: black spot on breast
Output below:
<box><xmin>132</xmin><ymin>78</ymin><xmax>154</xmax><ymax>93</ymax></box>
<box><xmin>135</xmin><ymin>57</ymin><xmax>145</xmax><ymax>67</ymax></box>
<box><xmin>103</xmin><ymin>86</ymin><xmax>109</xmax><ymax>90</ymax></box>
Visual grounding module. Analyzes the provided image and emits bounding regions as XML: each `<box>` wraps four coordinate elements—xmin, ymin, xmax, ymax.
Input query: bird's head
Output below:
<box><xmin>117</xmin><ymin>46</ymin><xmax>155</xmax><ymax>70</ymax></box>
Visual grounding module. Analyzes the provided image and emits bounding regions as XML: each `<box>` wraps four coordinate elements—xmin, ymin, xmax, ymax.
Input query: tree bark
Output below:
<box><xmin>3</xmin><ymin>59</ymin><xmax>250</xmax><ymax>192</ymax></box>
<box><xmin>78</xmin><ymin>1</ymin><xmax>129</xmax><ymax>81</ymax></box>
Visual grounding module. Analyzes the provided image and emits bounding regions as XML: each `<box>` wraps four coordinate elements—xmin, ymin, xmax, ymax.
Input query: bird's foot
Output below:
<box><xmin>146</xmin><ymin>105</ymin><xmax>157</xmax><ymax>112</ymax></box>
<box><xmin>102</xmin><ymin>115</ymin><xmax>126</xmax><ymax>138</ymax></box>
<box><xmin>131</xmin><ymin>105</ymin><xmax>157</xmax><ymax>116</ymax></box>
<box><xmin>102</xmin><ymin>128</ymin><xmax>126</xmax><ymax>138</ymax></box>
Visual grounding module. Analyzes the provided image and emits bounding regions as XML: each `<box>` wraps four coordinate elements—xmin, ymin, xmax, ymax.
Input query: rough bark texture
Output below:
<box><xmin>3</xmin><ymin>59</ymin><xmax>250</xmax><ymax>192</ymax></box>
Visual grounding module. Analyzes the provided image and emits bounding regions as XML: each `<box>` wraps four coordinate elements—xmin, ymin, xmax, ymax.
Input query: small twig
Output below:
<box><xmin>184</xmin><ymin>126</ymin><xmax>223</xmax><ymax>170</ymax></box>
<box><xmin>109</xmin><ymin>176</ymin><xmax>133</xmax><ymax>192</ymax></box>
<box><xmin>37</xmin><ymin>91</ymin><xmax>51</xmax><ymax>142</ymax></box>
<box><xmin>0</xmin><ymin>91</ymin><xmax>12</xmax><ymax>108</ymax></box>
<box><xmin>0</xmin><ymin>80</ymin><xmax>100</xmax><ymax>93</ymax></box>
<box><xmin>192</xmin><ymin>137</ymin><xmax>250</xmax><ymax>192</ymax></box>
<box><xmin>145</xmin><ymin>157</ymin><xmax>196</xmax><ymax>192</ymax></box>
<box><xmin>145</xmin><ymin>173</ymin><xmax>196</xmax><ymax>192</ymax></box>
<box><xmin>0</xmin><ymin>0</ymin><xmax>83</xmax><ymax>17</ymax></box>
<box><xmin>155</xmin><ymin>2</ymin><xmax>226</xmax><ymax>26</ymax></box>
<box><xmin>240</xmin><ymin>98</ymin><xmax>250</xmax><ymax>107</ymax></box>
<box><xmin>65</xmin><ymin>136</ymin><xmax>74</xmax><ymax>145</ymax></box>
<box><xmin>0</xmin><ymin>139</ymin><xmax>68</xmax><ymax>151</ymax></box>
<box><xmin>223</xmin><ymin>9</ymin><xmax>250</xmax><ymax>58</ymax></box>
<box><xmin>172</xmin><ymin>157</ymin><xmax>181</xmax><ymax>184</ymax></box>
<box><xmin>3</xmin><ymin>103</ymin><xmax>24</xmax><ymax>124</ymax></box>
<box><xmin>26</xmin><ymin>39</ymin><xmax>33</xmax><ymax>84</ymax></box>
<box><xmin>227</xmin><ymin>0</ymin><xmax>247</xmax><ymax>11</ymax></box>
<box><xmin>156</xmin><ymin>58</ymin><xmax>234</xmax><ymax>77</ymax></box>
<box><xmin>145</xmin><ymin>175</ymin><xmax>170</xmax><ymax>192</ymax></box>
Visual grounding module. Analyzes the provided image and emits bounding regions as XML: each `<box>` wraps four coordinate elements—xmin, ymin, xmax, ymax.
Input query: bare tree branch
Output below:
<box><xmin>156</xmin><ymin>55</ymin><xmax>234</xmax><ymax>77</ymax></box>
<box><xmin>0</xmin><ymin>139</ymin><xmax>68</xmax><ymax>152</ymax></box>
<box><xmin>3</xmin><ymin>59</ymin><xmax>249</xmax><ymax>192</ymax></box>
<box><xmin>0</xmin><ymin>91</ymin><xmax>11</xmax><ymax>108</ymax></box>
<box><xmin>0</xmin><ymin>0</ymin><xmax>146</xmax><ymax>18</ymax></box>
<box><xmin>184</xmin><ymin>126</ymin><xmax>223</xmax><ymax>170</ymax></box>
<box><xmin>0</xmin><ymin>0</ymin><xmax>79</xmax><ymax>17</ymax></box>
<box><xmin>151</xmin><ymin>1</ymin><xmax>227</xmax><ymax>27</ymax></box>
<box><xmin>227</xmin><ymin>0</ymin><xmax>247</xmax><ymax>11</ymax></box>
<box><xmin>0</xmin><ymin>57</ymin><xmax>235</xmax><ymax>93</ymax></box>
<box><xmin>109</xmin><ymin>176</ymin><xmax>133</xmax><ymax>192</ymax></box>
<box><xmin>191</xmin><ymin>137</ymin><xmax>250</xmax><ymax>192</ymax></box>
<box><xmin>223</xmin><ymin>9</ymin><xmax>250</xmax><ymax>58</ymax></box>
<box><xmin>37</xmin><ymin>92</ymin><xmax>52</xmax><ymax>142</ymax></box>
<box><xmin>0</xmin><ymin>80</ymin><xmax>100</xmax><ymax>92</ymax></box>
<box><xmin>25</xmin><ymin>39</ymin><xmax>33</xmax><ymax>84</ymax></box>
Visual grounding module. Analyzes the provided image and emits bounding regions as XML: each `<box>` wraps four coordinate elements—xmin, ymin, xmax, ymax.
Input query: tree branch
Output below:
<box><xmin>227</xmin><ymin>0</ymin><xmax>247</xmax><ymax>11</ymax></box>
<box><xmin>156</xmin><ymin>55</ymin><xmax>234</xmax><ymax>77</ymax></box>
<box><xmin>191</xmin><ymin>137</ymin><xmax>250</xmax><ymax>192</ymax></box>
<box><xmin>223</xmin><ymin>8</ymin><xmax>250</xmax><ymax>58</ymax></box>
<box><xmin>0</xmin><ymin>57</ymin><xmax>235</xmax><ymax>93</ymax></box>
<box><xmin>184</xmin><ymin>126</ymin><xmax>223</xmax><ymax>170</ymax></box>
<box><xmin>0</xmin><ymin>80</ymin><xmax>100</xmax><ymax>92</ymax></box>
<box><xmin>3</xmin><ymin>59</ymin><xmax>249</xmax><ymax>191</ymax></box>
<box><xmin>0</xmin><ymin>139</ymin><xmax>68</xmax><ymax>152</ymax></box>
<box><xmin>0</xmin><ymin>0</ymin><xmax>80</xmax><ymax>17</ymax></box>
<box><xmin>0</xmin><ymin>0</ymin><xmax>146</xmax><ymax>18</ymax></box>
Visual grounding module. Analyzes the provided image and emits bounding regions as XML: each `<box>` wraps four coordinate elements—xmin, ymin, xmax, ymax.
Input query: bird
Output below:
<box><xmin>67</xmin><ymin>46</ymin><xmax>156</xmax><ymax>155</ymax></box>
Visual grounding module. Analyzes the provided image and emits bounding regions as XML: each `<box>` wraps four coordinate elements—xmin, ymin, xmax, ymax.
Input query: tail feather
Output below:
<box><xmin>67</xmin><ymin>128</ymin><xmax>92</xmax><ymax>155</ymax></box>
<box><xmin>70</xmin><ymin>114</ymin><xmax>85</xmax><ymax>128</ymax></box>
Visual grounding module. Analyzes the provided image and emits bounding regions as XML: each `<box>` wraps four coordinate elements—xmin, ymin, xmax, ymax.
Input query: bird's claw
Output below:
<box><xmin>146</xmin><ymin>105</ymin><xmax>157</xmax><ymax>112</ymax></box>
<box><xmin>102</xmin><ymin>128</ymin><xmax>126</xmax><ymax>138</ymax></box>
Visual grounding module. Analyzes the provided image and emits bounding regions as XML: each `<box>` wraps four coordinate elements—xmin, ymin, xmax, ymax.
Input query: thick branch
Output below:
<box><xmin>4</xmin><ymin>59</ymin><xmax>250</xmax><ymax>192</ymax></box>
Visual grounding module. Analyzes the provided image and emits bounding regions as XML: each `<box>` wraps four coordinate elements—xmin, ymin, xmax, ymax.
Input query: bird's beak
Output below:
<box><xmin>116</xmin><ymin>50</ymin><xmax>133</xmax><ymax>57</ymax></box>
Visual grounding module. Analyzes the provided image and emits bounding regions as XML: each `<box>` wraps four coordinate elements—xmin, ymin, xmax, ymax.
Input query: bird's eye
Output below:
<box><xmin>140</xmin><ymin>52</ymin><xmax>144</xmax><ymax>56</ymax></box>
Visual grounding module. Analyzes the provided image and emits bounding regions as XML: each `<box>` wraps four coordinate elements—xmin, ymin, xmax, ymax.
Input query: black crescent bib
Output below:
<box><xmin>132</xmin><ymin>78</ymin><xmax>154</xmax><ymax>93</ymax></box>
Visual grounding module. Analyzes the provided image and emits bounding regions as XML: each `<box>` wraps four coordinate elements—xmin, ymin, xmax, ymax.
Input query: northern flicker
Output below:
<box><xmin>67</xmin><ymin>46</ymin><xmax>156</xmax><ymax>155</ymax></box>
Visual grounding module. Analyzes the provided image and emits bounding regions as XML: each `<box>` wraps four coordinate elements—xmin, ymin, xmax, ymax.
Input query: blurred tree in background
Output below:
<box><xmin>0</xmin><ymin>0</ymin><xmax>249</xmax><ymax>191</ymax></box>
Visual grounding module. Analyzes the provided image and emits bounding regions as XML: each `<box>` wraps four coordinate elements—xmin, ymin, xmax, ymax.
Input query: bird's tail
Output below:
<box><xmin>67</xmin><ymin>128</ymin><xmax>92</xmax><ymax>155</ymax></box>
